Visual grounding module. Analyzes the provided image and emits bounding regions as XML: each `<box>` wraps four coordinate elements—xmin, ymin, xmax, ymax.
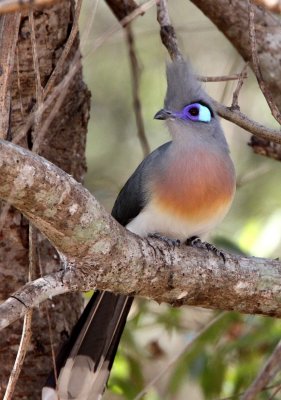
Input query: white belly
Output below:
<box><xmin>126</xmin><ymin>201</ymin><xmax>231</xmax><ymax>240</ymax></box>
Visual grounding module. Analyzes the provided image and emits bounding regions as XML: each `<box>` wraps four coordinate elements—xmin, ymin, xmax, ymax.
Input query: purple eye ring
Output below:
<box><xmin>180</xmin><ymin>102</ymin><xmax>212</xmax><ymax>123</ymax></box>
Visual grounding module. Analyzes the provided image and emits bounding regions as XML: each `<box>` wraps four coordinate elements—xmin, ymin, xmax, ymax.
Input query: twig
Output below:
<box><xmin>3</xmin><ymin>311</ymin><xmax>33</xmax><ymax>400</ymax></box>
<box><xmin>248</xmin><ymin>0</ymin><xmax>281</xmax><ymax>124</ymax></box>
<box><xmin>198</xmin><ymin>72</ymin><xmax>248</xmax><ymax>83</ymax></box>
<box><xmin>91</xmin><ymin>0</ymin><xmax>156</xmax><ymax>51</ymax></box>
<box><xmin>29</xmin><ymin>10</ymin><xmax>44</xmax><ymax>152</ymax></box>
<box><xmin>213</xmin><ymin>100</ymin><xmax>281</xmax><ymax>144</ymax></box>
<box><xmin>3</xmin><ymin>226</ymin><xmax>36</xmax><ymax>400</ymax></box>
<box><xmin>231</xmin><ymin>63</ymin><xmax>249</xmax><ymax>109</ymax></box>
<box><xmin>268</xmin><ymin>383</ymin><xmax>281</xmax><ymax>400</ymax></box>
<box><xmin>126</xmin><ymin>24</ymin><xmax>150</xmax><ymax>157</ymax></box>
<box><xmin>156</xmin><ymin>0</ymin><xmax>183</xmax><ymax>61</ymax></box>
<box><xmin>241</xmin><ymin>340</ymin><xmax>281</xmax><ymax>400</ymax></box>
<box><xmin>134</xmin><ymin>313</ymin><xmax>225</xmax><ymax>400</ymax></box>
<box><xmin>37</xmin><ymin>251</ymin><xmax>59</xmax><ymax>389</ymax></box>
<box><xmin>0</xmin><ymin>0</ymin><xmax>57</xmax><ymax>14</ymax></box>
<box><xmin>0</xmin><ymin>13</ymin><xmax>21</xmax><ymax>139</ymax></box>
<box><xmin>217</xmin><ymin>380</ymin><xmax>281</xmax><ymax>400</ymax></box>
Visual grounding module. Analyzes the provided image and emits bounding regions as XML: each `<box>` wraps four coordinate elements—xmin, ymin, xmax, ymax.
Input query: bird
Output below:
<box><xmin>42</xmin><ymin>59</ymin><xmax>236</xmax><ymax>400</ymax></box>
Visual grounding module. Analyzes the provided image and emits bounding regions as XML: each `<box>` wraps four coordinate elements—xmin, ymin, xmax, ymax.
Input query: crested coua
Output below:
<box><xmin>42</xmin><ymin>60</ymin><xmax>236</xmax><ymax>400</ymax></box>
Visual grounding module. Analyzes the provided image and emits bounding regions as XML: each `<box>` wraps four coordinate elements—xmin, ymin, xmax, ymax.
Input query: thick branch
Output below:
<box><xmin>1</xmin><ymin>139</ymin><xmax>281</xmax><ymax>329</ymax></box>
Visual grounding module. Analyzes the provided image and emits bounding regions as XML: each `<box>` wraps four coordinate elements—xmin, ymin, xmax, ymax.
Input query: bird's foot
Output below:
<box><xmin>149</xmin><ymin>233</ymin><xmax>181</xmax><ymax>247</ymax></box>
<box><xmin>186</xmin><ymin>236</ymin><xmax>226</xmax><ymax>262</ymax></box>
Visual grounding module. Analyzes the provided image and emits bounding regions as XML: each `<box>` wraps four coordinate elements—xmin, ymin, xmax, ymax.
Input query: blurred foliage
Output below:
<box><xmin>79</xmin><ymin>0</ymin><xmax>281</xmax><ymax>399</ymax></box>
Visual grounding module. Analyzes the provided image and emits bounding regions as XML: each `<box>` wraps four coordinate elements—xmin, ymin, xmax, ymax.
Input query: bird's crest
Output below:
<box><xmin>164</xmin><ymin>60</ymin><xmax>211</xmax><ymax>112</ymax></box>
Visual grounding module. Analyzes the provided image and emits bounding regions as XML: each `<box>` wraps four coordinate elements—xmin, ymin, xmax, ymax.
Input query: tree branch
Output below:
<box><xmin>1</xmin><ymin>139</ymin><xmax>281</xmax><ymax>329</ymax></box>
<box><xmin>155</xmin><ymin>0</ymin><xmax>281</xmax><ymax>145</ymax></box>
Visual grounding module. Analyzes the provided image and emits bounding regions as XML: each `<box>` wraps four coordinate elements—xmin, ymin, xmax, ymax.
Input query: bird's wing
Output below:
<box><xmin>112</xmin><ymin>141</ymin><xmax>171</xmax><ymax>225</ymax></box>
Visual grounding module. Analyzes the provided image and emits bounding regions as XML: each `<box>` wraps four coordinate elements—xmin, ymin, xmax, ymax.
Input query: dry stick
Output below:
<box><xmin>231</xmin><ymin>63</ymin><xmax>249</xmax><ymax>109</ymax></box>
<box><xmin>3</xmin><ymin>227</ymin><xmax>36</xmax><ymax>400</ymax></box>
<box><xmin>90</xmin><ymin>0</ymin><xmax>156</xmax><ymax>50</ymax></box>
<box><xmin>248</xmin><ymin>0</ymin><xmax>281</xmax><ymax>124</ymax></box>
<box><xmin>126</xmin><ymin>24</ymin><xmax>150</xmax><ymax>157</ymax></box>
<box><xmin>214</xmin><ymin>100</ymin><xmax>281</xmax><ymax>144</ymax></box>
<box><xmin>156</xmin><ymin>0</ymin><xmax>183</xmax><ymax>61</ymax></box>
<box><xmin>218</xmin><ymin>380</ymin><xmax>281</xmax><ymax>400</ymax></box>
<box><xmin>268</xmin><ymin>383</ymin><xmax>281</xmax><ymax>400</ymax></box>
<box><xmin>37</xmin><ymin>250</ymin><xmax>59</xmax><ymax>392</ymax></box>
<box><xmin>16</xmin><ymin>46</ymin><xmax>24</xmax><ymax>117</ymax></box>
<box><xmin>241</xmin><ymin>340</ymin><xmax>281</xmax><ymax>400</ymax></box>
<box><xmin>198</xmin><ymin>72</ymin><xmax>248</xmax><ymax>83</ymax></box>
<box><xmin>0</xmin><ymin>0</ymin><xmax>57</xmax><ymax>14</ymax></box>
<box><xmin>134</xmin><ymin>313</ymin><xmax>225</xmax><ymax>400</ymax></box>
<box><xmin>29</xmin><ymin>10</ymin><xmax>45</xmax><ymax>153</ymax></box>
<box><xmin>80</xmin><ymin>0</ymin><xmax>100</xmax><ymax>53</ymax></box>
<box><xmin>2</xmin><ymin>311</ymin><xmax>33</xmax><ymax>400</ymax></box>
<box><xmin>0</xmin><ymin>13</ymin><xmax>21</xmax><ymax>139</ymax></box>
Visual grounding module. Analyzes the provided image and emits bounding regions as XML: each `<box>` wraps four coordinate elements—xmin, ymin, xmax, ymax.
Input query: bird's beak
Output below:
<box><xmin>154</xmin><ymin>109</ymin><xmax>173</xmax><ymax>120</ymax></box>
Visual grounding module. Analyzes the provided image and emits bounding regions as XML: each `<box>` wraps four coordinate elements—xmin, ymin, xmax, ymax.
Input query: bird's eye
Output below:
<box><xmin>188</xmin><ymin>107</ymin><xmax>199</xmax><ymax>117</ymax></box>
<box><xmin>182</xmin><ymin>102</ymin><xmax>212</xmax><ymax>123</ymax></box>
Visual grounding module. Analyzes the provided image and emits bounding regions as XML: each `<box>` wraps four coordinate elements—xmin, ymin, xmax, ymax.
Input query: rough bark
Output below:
<box><xmin>1</xmin><ymin>140</ymin><xmax>281</xmax><ymax>326</ymax></box>
<box><xmin>0</xmin><ymin>1</ymin><xmax>90</xmax><ymax>398</ymax></box>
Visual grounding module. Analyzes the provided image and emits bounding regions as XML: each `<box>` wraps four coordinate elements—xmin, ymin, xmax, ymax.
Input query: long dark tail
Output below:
<box><xmin>42</xmin><ymin>291</ymin><xmax>133</xmax><ymax>400</ymax></box>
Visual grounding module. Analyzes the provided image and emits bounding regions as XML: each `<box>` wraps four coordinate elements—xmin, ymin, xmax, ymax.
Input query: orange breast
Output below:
<box><xmin>152</xmin><ymin>149</ymin><xmax>235</xmax><ymax>222</ymax></box>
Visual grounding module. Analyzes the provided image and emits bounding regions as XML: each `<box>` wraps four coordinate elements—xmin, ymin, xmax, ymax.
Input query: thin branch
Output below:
<box><xmin>156</xmin><ymin>0</ymin><xmax>183</xmax><ymax>61</ymax></box>
<box><xmin>0</xmin><ymin>0</ymin><xmax>57</xmax><ymax>14</ymax></box>
<box><xmin>241</xmin><ymin>340</ymin><xmax>281</xmax><ymax>400</ymax></box>
<box><xmin>2</xmin><ymin>311</ymin><xmax>33</xmax><ymax>400</ymax></box>
<box><xmin>231</xmin><ymin>63</ymin><xmax>249</xmax><ymax>109</ymax></box>
<box><xmin>248</xmin><ymin>0</ymin><xmax>281</xmax><ymax>124</ymax></box>
<box><xmin>268</xmin><ymin>383</ymin><xmax>281</xmax><ymax>400</ymax></box>
<box><xmin>29</xmin><ymin>11</ymin><xmax>43</xmax><ymax>108</ymax></box>
<box><xmin>92</xmin><ymin>0</ymin><xmax>156</xmax><ymax>50</ymax></box>
<box><xmin>213</xmin><ymin>100</ymin><xmax>281</xmax><ymax>144</ymax></box>
<box><xmin>198</xmin><ymin>72</ymin><xmax>248</xmax><ymax>83</ymax></box>
<box><xmin>3</xmin><ymin>225</ymin><xmax>36</xmax><ymax>400</ymax></box>
<box><xmin>134</xmin><ymin>312</ymin><xmax>225</xmax><ymax>400</ymax></box>
<box><xmin>0</xmin><ymin>13</ymin><xmax>21</xmax><ymax>139</ymax></box>
<box><xmin>126</xmin><ymin>24</ymin><xmax>150</xmax><ymax>157</ymax></box>
<box><xmin>38</xmin><ymin>250</ymin><xmax>59</xmax><ymax>389</ymax></box>
<box><xmin>29</xmin><ymin>10</ymin><xmax>44</xmax><ymax>152</ymax></box>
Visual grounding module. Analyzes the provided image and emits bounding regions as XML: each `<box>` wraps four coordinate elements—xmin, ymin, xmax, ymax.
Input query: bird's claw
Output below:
<box><xmin>149</xmin><ymin>233</ymin><xmax>181</xmax><ymax>247</ymax></box>
<box><xmin>186</xmin><ymin>236</ymin><xmax>226</xmax><ymax>262</ymax></box>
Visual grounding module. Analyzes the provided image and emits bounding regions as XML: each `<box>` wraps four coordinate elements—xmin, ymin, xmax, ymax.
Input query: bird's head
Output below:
<box><xmin>154</xmin><ymin>60</ymin><xmax>227</xmax><ymax>148</ymax></box>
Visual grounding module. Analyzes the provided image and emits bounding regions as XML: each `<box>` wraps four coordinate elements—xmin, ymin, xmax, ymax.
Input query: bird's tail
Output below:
<box><xmin>42</xmin><ymin>291</ymin><xmax>133</xmax><ymax>400</ymax></box>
